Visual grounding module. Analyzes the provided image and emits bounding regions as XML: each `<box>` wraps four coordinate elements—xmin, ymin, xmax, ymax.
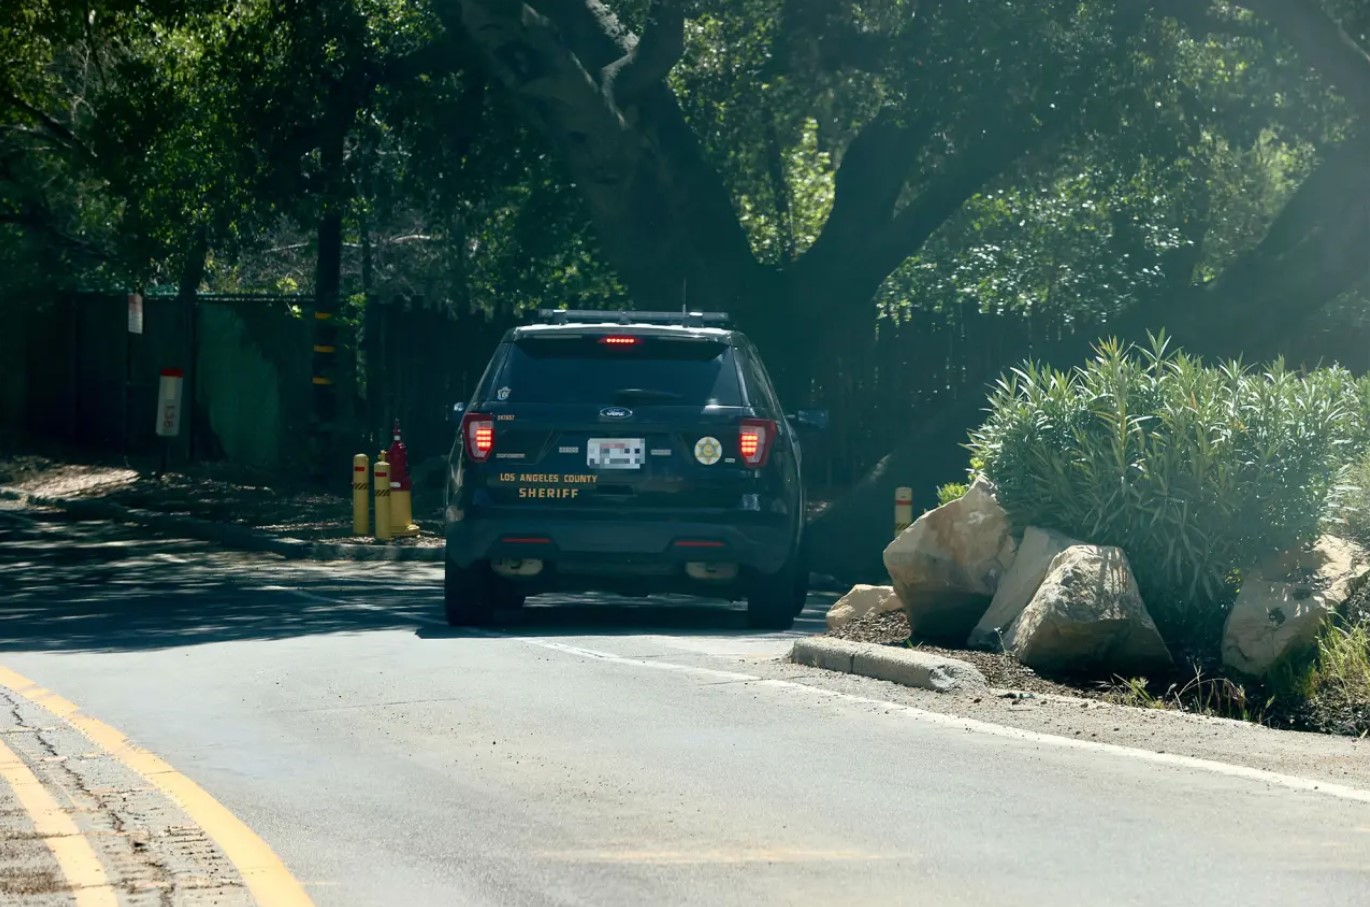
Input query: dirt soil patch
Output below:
<box><xmin>0</xmin><ymin>450</ymin><xmax>441</xmax><ymax>546</ymax></box>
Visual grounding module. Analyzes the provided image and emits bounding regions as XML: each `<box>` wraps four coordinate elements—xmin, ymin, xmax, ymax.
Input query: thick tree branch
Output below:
<box><xmin>600</xmin><ymin>0</ymin><xmax>684</xmax><ymax>109</ymax></box>
<box><xmin>537</xmin><ymin>2</ymin><xmax>634</xmax><ymax>67</ymax></box>
<box><xmin>1155</xmin><ymin>135</ymin><xmax>1370</xmax><ymax>356</ymax></box>
<box><xmin>787</xmin><ymin>0</ymin><xmax>942</xmax><ymax>278</ymax></box>
<box><xmin>453</xmin><ymin>0</ymin><xmax>764</xmax><ymax>315</ymax></box>
<box><xmin>0</xmin><ymin>89</ymin><xmax>96</xmax><ymax>163</ymax></box>
<box><xmin>457</xmin><ymin>3</ymin><xmax>629</xmax><ymax>139</ymax></box>
<box><xmin>1242</xmin><ymin>136</ymin><xmax>1367</xmax><ymax>260</ymax></box>
<box><xmin>864</xmin><ymin>121</ymin><xmax>1062</xmax><ymax>280</ymax></box>
<box><xmin>793</xmin><ymin>109</ymin><xmax>936</xmax><ymax>278</ymax></box>
<box><xmin>1226</xmin><ymin>0</ymin><xmax>1370</xmax><ymax>121</ymax></box>
<box><xmin>774</xmin><ymin>0</ymin><xmax>930</xmax><ymax>76</ymax></box>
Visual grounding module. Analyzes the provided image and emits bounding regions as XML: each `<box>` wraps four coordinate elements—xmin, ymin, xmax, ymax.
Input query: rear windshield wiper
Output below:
<box><xmin>614</xmin><ymin>388</ymin><xmax>683</xmax><ymax>402</ymax></box>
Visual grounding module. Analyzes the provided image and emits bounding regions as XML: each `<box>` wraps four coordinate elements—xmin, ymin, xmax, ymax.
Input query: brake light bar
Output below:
<box><xmin>461</xmin><ymin>412</ymin><xmax>495</xmax><ymax>462</ymax></box>
<box><xmin>739</xmin><ymin>418</ymin><xmax>776</xmax><ymax>468</ymax></box>
<box><xmin>599</xmin><ymin>335</ymin><xmax>639</xmax><ymax>346</ymax></box>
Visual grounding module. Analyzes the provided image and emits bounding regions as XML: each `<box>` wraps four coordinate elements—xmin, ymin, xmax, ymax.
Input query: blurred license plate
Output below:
<box><xmin>588</xmin><ymin>438</ymin><xmax>644</xmax><ymax>469</ymax></box>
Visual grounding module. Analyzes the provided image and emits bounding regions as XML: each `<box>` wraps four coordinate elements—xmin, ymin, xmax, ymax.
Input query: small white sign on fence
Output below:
<box><xmin>127</xmin><ymin>293</ymin><xmax>143</xmax><ymax>334</ymax></box>
<box><xmin>156</xmin><ymin>369</ymin><xmax>183</xmax><ymax>438</ymax></box>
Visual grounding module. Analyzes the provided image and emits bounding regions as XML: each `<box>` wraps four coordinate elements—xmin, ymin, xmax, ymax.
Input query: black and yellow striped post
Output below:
<box><xmin>895</xmin><ymin>486</ymin><xmax>914</xmax><ymax>537</ymax></box>
<box><xmin>352</xmin><ymin>454</ymin><xmax>370</xmax><ymax>536</ymax></box>
<box><xmin>374</xmin><ymin>455</ymin><xmax>392</xmax><ymax>542</ymax></box>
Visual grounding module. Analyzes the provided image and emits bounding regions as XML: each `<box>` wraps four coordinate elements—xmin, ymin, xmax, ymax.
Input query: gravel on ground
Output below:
<box><xmin>824</xmin><ymin>610</ymin><xmax>1111</xmax><ymax>700</ymax></box>
<box><xmin>825</xmin><ymin>605</ymin><xmax>1370</xmax><ymax>737</ymax></box>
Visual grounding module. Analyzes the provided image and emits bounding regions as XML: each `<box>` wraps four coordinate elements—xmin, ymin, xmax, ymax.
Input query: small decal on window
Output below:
<box><xmin>496</xmin><ymin>386</ymin><xmax>511</xmax><ymax>401</ymax></box>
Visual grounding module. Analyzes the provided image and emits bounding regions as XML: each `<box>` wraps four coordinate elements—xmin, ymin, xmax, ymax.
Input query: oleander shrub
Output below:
<box><xmin>969</xmin><ymin>337</ymin><xmax>1360</xmax><ymax>647</ymax></box>
<box><xmin>1332</xmin><ymin>446</ymin><xmax>1370</xmax><ymax>548</ymax></box>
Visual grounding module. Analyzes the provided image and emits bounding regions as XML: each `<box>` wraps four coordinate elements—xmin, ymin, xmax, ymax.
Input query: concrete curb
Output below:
<box><xmin>0</xmin><ymin>486</ymin><xmax>443</xmax><ymax>563</ymax></box>
<box><xmin>790</xmin><ymin>637</ymin><xmax>988</xmax><ymax>693</ymax></box>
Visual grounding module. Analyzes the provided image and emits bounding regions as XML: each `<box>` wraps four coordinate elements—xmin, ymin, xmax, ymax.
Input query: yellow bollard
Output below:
<box><xmin>352</xmin><ymin>454</ymin><xmax>370</xmax><ymax>536</ymax></box>
<box><xmin>390</xmin><ymin>485</ymin><xmax>419</xmax><ymax>538</ymax></box>
<box><xmin>374</xmin><ymin>457</ymin><xmax>392</xmax><ymax>542</ymax></box>
<box><xmin>894</xmin><ymin>486</ymin><xmax>914</xmax><ymax>538</ymax></box>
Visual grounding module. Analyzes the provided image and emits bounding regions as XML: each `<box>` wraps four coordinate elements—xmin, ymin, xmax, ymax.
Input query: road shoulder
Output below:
<box><xmin>0</xmin><ymin>672</ymin><xmax>289</xmax><ymax>906</ymax></box>
<box><xmin>751</xmin><ymin>652</ymin><xmax>1370</xmax><ymax>794</ymax></box>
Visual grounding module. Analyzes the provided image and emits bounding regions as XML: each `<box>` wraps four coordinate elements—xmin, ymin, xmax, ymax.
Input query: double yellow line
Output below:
<box><xmin>0</xmin><ymin>733</ymin><xmax>117</xmax><ymax>906</ymax></box>
<box><xmin>0</xmin><ymin>665</ymin><xmax>314</xmax><ymax>906</ymax></box>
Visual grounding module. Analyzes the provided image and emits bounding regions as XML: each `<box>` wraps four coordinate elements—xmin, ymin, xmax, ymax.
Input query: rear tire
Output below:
<box><xmin>747</xmin><ymin>551</ymin><xmax>807</xmax><ymax>631</ymax></box>
<box><xmin>445</xmin><ymin>558</ymin><xmax>495</xmax><ymax>627</ymax></box>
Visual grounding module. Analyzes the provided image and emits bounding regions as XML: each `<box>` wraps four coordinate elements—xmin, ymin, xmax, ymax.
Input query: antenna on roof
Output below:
<box><xmin>681</xmin><ymin>276</ymin><xmax>687</xmax><ymax>315</ymax></box>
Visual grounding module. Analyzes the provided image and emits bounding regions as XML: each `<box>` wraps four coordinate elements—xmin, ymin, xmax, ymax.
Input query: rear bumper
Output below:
<box><xmin>446</xmin><ymin>514</ymin><xmax>794</xmax><ymax>587</ymax></box>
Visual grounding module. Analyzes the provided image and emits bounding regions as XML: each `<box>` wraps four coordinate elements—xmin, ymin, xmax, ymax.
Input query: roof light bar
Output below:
<box><xmin>537</xmin><ymin>309</ymin><xmax>730</xmax><ymax>328</ymax></box>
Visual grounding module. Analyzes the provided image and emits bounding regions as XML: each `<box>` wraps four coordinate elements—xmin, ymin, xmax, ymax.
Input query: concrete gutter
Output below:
<box><xmin>790</xmin><ymin>637</ymin><xmax>987</xmax><ymax>693</ymax></box>
<box><xmin>0</xmin><ymin>486</ymin><xmax>443</xmax><ymax>563</ymax></box>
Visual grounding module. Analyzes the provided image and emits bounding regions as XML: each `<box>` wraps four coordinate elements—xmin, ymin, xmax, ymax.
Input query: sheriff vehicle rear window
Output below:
<box><xmin>500</xmin><ymin>336</ymin><xmax>743</xmax><ymax>407</ymax></box>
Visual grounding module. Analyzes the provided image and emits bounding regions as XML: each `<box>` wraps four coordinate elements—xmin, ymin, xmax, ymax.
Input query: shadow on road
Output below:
<box><xmin>0</xmin><ymin>513</ymin><xmax>834</xmax><ymax>654</ymax></box>
<box><xmin>0</xmin><ymin>513</ymin><xmax>442</xmax><ymax>653</ymax></box>
<box><xmin>416</xmin><ymin>594</ymin><xmax>835</xmax><ymax>640</ymax></box>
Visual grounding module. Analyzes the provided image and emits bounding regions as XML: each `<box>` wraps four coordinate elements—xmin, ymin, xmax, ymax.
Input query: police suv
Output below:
<box><xmin>443</xmin><ymin>310</ymin><xmax>824</xmax><ymax>630</ymax></box>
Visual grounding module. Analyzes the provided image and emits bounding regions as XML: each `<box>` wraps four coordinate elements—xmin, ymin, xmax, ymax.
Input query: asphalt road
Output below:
<box><xmin>3</xmin><ymin>507</ymin><xmax>1370</xmax><ymax>906</ymax></box>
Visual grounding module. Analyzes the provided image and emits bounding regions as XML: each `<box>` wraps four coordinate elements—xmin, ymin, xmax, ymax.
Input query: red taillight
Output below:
<box><xmin>462</xmin><ymin>413</ymin><xmax>495</xmax><ymax>462</ymax></box>
<box><xmin>739</xmin><ymin>418</ymin><xmax>776</xmax><ymax>468</ymax></box>
<box><xmin>599</xmin><ymin>335</ymin><xmax>639</xmax><ymax>347</ymax></box>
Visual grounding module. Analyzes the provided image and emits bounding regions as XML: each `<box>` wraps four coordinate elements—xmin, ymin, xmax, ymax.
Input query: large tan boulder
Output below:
<box><xmin>1003</xmin><ymin>545</ymin><xmax>1172</xmax><ymax>675</ymax></box>
<box><xmin>882</xmin><ymin>477</ymin><xmax>1016</xmax><ymax>643</ymax></box>
<box><xmin>825</xmin><ymin>585</ymin><xmax>903</xmax><ymax>632</ymax></box>
<box><xmin>1222</xmin><ymin>536</ymin><xmax>1370</xmax><ymax>677</ymax></box>
<box><xmin>968</xmin><ymin>526</ymin><xmax>1080</xmax><ymax>650</ymax></box>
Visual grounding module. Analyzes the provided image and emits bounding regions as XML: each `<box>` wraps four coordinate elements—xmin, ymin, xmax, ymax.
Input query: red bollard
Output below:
<box><xmin>387</xmin><ymin>420</ymin><xmax>419</xmax><ymax>537</ymax></box>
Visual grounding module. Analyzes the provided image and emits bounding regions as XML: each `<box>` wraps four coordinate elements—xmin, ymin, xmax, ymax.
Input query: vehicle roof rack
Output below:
<box><xmin>536</xmin><ymin>309</ymin><xmax>730</xmax><ymax>328</ymax></box>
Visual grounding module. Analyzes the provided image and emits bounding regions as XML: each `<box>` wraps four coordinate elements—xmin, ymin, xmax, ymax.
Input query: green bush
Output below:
<box><xmin>969</xmin><ymin>337</ymin><xmax>1360</xmax><ymax>645</ymax></box>
<box><xmin>935</xmin><ymin>482</ymin><xmax>968</xmax><ymax>507</ymax></box>
<box><xmin>1333</xmin><ymin>449</ymin><xmax>1370</xmax><ymax>548</ymax></box>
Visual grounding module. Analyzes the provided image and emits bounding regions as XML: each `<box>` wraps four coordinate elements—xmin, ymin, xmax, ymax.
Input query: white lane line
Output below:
<box><xmin>490</xmin><ymin>636</ymin><xmax>758</xmax><ymax>682</ymax></box>
<box><xmin>281</xmin><ymin>589</ymin><xmax>1370</xmax><ymax>805</ymax></box>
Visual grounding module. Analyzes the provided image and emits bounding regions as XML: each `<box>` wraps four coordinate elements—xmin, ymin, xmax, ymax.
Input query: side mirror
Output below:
<box><xmin>790</xmin><ymin>409</ymin><xmax>829</xmax><ymax>431</ymax></box>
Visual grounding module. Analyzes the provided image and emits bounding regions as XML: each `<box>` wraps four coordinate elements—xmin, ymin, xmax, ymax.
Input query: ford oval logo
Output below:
<box><xmin>600</xmin><ymin>406</ymin><xmax>633</xmax><ymax>420</ymax></box>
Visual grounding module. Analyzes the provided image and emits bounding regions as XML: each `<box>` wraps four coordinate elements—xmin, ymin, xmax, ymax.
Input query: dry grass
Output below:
<box><xmin>1106</xmin><ymin>665</ymin><xmax>1273</xmax><ymax>724</ymax></box>
<box><xmin>1313</xmin><ymin>620</ymin><xmax>1370</xmax><ymax>692</ymax></box>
